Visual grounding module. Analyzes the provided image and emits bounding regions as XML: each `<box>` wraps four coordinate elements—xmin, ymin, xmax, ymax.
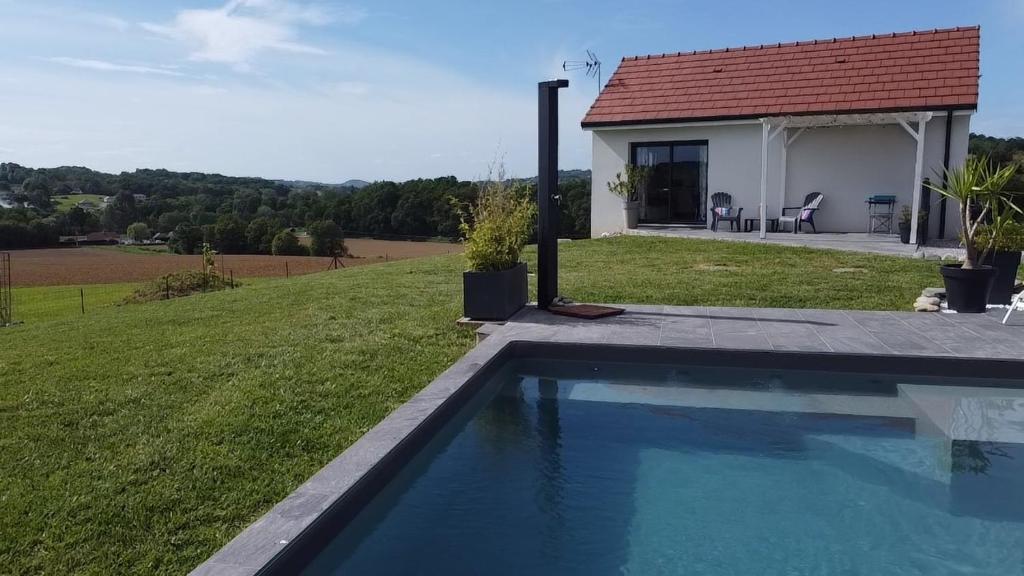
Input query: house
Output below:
<box><xmin>584</xmin><ymin>26</ymin><xmax>979</xmax><ymax>243</ymax></box>
<box><xmin>82</xmin><ymin>231</ymin><xmax>121</xmax><ymax>245</ymax></box>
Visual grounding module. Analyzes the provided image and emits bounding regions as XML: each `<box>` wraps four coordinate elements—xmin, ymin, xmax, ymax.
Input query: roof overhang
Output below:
<box><xmin>763</xmin><ymin>111</ymin><xmax>935</xmax><ymax>128</ymax></box>
<box><xmin>582</xmin><ymin>106</ymin><xmax>975</xmax><ymax>131</ymax></box>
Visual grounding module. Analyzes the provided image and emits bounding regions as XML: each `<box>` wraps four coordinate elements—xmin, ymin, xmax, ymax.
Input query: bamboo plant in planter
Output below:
<box><xmin>608</xmin><ymin>165</ymin><xmax>650</xmax><ymax>230</ymax></box>
<box><xmin>926</xmin><ymin>156</ymin><xmax>1020</xmax><ymax>312</ymax></box>
<box><xmin>456</xmin><ymin>178</ymin><xmax>536</xmax><ymax>321</ymax></box>
<box><xmin>898</xmin><ymin>205</ymin><xmax>928</xmax><ymax>245</ymax></box>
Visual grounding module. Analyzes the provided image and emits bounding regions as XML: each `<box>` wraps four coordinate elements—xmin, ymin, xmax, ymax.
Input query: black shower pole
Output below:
<box><xmin>537</xmin><ymin>79</ymin><xmax>569</xmax><ymax>310</ymax></box>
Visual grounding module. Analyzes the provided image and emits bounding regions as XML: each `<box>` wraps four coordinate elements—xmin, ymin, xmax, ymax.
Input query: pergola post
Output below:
<box><xmin>759</xmin><ymin>119</ymin><xmax>770</xmax><ymax>239</ymax></box>
<box><xmin>903</xmin><ymin>117</ymin><xmax>928</xmax><ymax>245</ymax></box>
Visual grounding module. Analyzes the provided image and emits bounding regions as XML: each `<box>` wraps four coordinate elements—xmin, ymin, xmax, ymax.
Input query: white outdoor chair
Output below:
<box><xmin>1003</xmin><ymin>291</ymin><xmax>1024</xmax><ymax>324</ymax></box>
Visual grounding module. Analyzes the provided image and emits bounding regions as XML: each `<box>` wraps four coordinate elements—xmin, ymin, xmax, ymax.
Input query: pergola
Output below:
<box><xmin>757</xmin><ymin>111</ymin><xmax>934</xmax><ymax>242</ymax></box>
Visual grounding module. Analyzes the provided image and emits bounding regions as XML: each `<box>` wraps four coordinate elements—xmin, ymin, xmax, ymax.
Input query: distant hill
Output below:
<box><xmin>341</xmin><ymin>179</ymin><xmax>370</xmax><ymax>189</ymax></box>
<box><xmin>510</xmin><ymin>169</ymin><xmax>591</xmax><ymax>186</ymax></box>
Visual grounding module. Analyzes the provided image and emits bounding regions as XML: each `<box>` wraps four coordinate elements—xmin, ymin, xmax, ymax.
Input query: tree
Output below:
<box><xmin>157</xmin><ymin>211</ymin><xmax>189</xmax><ymax>233</ymax></box>
<box><xmin>168</xmin><ymin>223</ymin><xmax>203</xmax><ymax>254</ymax></box>
<box><xmin>271</xmin><ymin>230</ymin><xmax>308</xmax><ymax>256</ymax></box>
<box><xmin>308</xmin><ymin>220</ymin><xmax>347</xmax><ymax>257</ymax></box>
<box><xmin>101</xmin><ymin>191</ymin><xmax>137</xmax><ymax>232</ymax></box>
<box><xmin>126</xmin><ymin>222</ymin><xmax>152</xmax><ymax>243</ymax></box>
<box><xmin>213</xmin><ymin>214</ymin><xmax>247</xmax><ymax>254</ymax></box>
<box><xmin>245</xmin><ymin>217</ymin><xmax>279</xmax><ymax>254</ymax></box>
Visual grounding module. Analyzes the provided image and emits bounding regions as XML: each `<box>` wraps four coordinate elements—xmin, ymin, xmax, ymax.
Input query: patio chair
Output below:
<box><xmin>778</xmin><ymin>192</ymin><xmax>824</xmax><ymax>234</ymax></box>
<box><xmin>709</xmin><ymin>192</ymin><xmax>742</xmax><ymax>232</ymax></box>
<box><xmin>1003</xmin><ymin>290</ymin><xmax>1024</xmax><ymax>324</ymax></box>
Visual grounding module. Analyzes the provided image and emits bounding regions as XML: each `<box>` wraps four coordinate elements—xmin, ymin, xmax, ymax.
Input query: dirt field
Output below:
<box><xmin>6</xmin><ymin>239</ymin><xmax>462</xmax><ymax>287</ymax></box>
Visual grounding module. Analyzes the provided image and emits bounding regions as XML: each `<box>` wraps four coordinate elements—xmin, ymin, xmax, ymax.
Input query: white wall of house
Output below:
<box><xmin>589</xmin><ymin>113</ymin><xmax>971</xmax><ymax>240</ymax></box>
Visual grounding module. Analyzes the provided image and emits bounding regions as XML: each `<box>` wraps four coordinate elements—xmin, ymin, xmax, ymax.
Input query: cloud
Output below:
<box><xmin>141</xmin><ymin>0</ymin><xmax>355</xmax><ymax>68</ymax></box>
<box><xmin>46</xmin><ymin>57</ymin><xmax>185</xmax><ymax>77</ymax></box>
<box><xmin>82</xmin><ymin>13</ymin><xmax>131</xmax><ymax>32</ymax></box>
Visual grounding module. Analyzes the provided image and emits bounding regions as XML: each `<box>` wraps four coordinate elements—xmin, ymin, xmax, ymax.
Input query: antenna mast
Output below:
<box><xmin>562</xmin><ymin>50</ymin><xmax>602</xmax><ymax>91</ymax></box>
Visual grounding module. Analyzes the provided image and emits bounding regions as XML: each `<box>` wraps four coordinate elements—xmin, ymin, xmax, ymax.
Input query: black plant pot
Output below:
<box><xmin>940</xmin><ymin>264</ymin><xmax>996</xmax><ymax>313</ymax></box>
<box><xmin>463</xmin><ymin>262</ymin><xmax>528</xmax><ymax>321</ymax></box>
<box><xmin>983</xmin><ymin>250</ymin><xmax>1022</xmax><ymax>305</ymax></box>
<box><xmin>898</xmin><ymin>221</ymin><xmax>911</xmax><ymax>244</ymax></box>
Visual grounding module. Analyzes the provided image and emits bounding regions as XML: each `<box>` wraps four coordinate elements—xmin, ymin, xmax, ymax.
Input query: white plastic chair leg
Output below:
<box><xmin>1003</xmin><ymin>292</ymin><xmax>1023</xmax><ymax>324</ymax></box>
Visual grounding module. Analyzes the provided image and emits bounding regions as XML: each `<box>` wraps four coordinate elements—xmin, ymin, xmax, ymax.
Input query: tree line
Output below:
<box><xmin>0</xmin><ymin>163</ymin><xmax>592</xmax><ymax>252</ymax></box>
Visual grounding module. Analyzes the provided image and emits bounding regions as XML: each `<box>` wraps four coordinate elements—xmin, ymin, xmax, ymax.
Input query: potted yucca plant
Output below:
<box><xmin>455</xmin><ymin>177</ymin><xmax>536</xmax><ymax>320</ymax></box>
<box><xmin>607</xmin><ymin>164</ymin><xmax>650</xmax><ymax>230</ymax></box>
<box><xmin>926</xmin><ymin>156</ymin><xmax>1020</xmax><ymax>312</ymax></box>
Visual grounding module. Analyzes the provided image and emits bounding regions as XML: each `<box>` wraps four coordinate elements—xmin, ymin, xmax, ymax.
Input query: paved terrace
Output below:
<box><xmin>627</xmin><ymin>226</ymin><xmax>964</xmax><ymax>259</ymax></box>
<box><xmin>493</xmin><ymin>305</ymin><xmax>1023</xmax><ymax>359</ymax></box>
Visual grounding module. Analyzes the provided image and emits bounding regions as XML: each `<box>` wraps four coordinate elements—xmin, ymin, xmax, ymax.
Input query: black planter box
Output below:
<box><xmin>984</xmin><ymin>250</ymin><xmax>1022</xmax><ymax>305</ymax></box>
<box><xmin>463</xmin><ymin>262</ymin><xmax>528</xmax><ymax>321</ymax></box>
<box><xmin>898</xmin><ymin>222</ymin><xmax>911</xmax><ymax>244</ymax></box>
<box><xmin>940</xmin><ymin>263</ymin><xmax>996</xmax><ymax>313</ymax></box>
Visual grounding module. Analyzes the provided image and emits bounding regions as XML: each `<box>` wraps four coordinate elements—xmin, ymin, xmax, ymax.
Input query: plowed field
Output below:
<box><xmin>6</xmin><ymin>239</ymin><xmax>461</xmax><ymax>287</ymax></box>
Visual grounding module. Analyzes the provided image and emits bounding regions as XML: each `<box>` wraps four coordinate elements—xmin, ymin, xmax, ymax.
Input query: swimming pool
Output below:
<box><xmin>267</xmin><ymin>348</ymin><xmax>1024</xmax><ymax>575</ymax></box>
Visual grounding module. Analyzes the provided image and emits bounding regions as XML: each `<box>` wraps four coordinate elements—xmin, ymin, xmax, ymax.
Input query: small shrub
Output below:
<box><xmin>975</xmin><ymin>220</ymin><xmax>1024</xmax><ymax>253</ymax></box>
<box><xmin>455</xmin><ymin>177</ymin><xmax>535</xmax><ymax>272</ymax></box>
<box><xmin>272</xmin><ymin>230</ymin><xmax>309</xmax><ymax>256</ymax></box>
<box><xmin>125</xmin><ymin>270</ymin><xmax>236</xmax><ymax>304</ymax></box>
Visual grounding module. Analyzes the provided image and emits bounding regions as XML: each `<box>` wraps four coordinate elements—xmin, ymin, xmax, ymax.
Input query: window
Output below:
<box><xmin>631</xmin><ymin>141</ymin><xmax>708</xmax><ymax>224</ymax></box>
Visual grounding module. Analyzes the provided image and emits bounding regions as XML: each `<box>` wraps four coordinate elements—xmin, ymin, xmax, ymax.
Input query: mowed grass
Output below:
<box><xmin>11</xmin><ymin>282</ymin><xmax>139</xmax><ymax>323</ymax></box>
<box><xmin>0</xmin><ymin>237</ymin><xmax>942</xmax><ymax>575</ymax></box>
<box><xmin>52</xmin><ymin>194</ymin><xmax>106</xmax><ymax>212</ymax></box>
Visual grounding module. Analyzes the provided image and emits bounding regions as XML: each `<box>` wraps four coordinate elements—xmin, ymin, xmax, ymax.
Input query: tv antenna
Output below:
<box><xmin>563</xmin><ymin>50</ymin><xmax>602</xmax><ymax>90</ymax></box>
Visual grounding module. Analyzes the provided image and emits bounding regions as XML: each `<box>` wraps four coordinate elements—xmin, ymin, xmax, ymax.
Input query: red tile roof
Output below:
<box><xmin>582</xmin><ymin>26</ymin><xmax>980</xmax><ymax>128</ymax></box>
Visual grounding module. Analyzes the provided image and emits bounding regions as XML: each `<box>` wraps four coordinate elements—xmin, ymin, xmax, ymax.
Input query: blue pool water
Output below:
<box><xmin>302</xmin><ymin>359</ymin><xmax>1024</xmax><ymax>575</ymax></box>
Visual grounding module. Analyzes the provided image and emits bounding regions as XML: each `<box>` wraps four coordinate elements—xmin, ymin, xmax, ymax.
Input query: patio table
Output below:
<box><xmin>744</xmin><ymin>218</ymin><xmax>779</xmax><ymax>233</ymax></box>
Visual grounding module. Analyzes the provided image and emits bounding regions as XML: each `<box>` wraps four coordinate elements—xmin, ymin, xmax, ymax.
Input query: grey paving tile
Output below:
<box><xmin>818</xmin><ymin>333</ymin><xmax>891</xmax><ymax>355</ymax></box>
<box><xmin>866</xmin><ymin>330</ymin><xmax>951</xmax><ymax>355</ymax></box>
<box><xmin>766</xmin><ymin>331</ymin><xmax>832</xmax><ymax>352</ymax></box>
<box><xmin>712</xmin><ymin>331</ymin><xmax>773</xmax><ymax>350</ymax></box>
<box><xmin>844</xmin><ymin>311</ymin><xmax>907</xmax><ymax>333</ymax></box>
<box><xmin>659</xmin><ymin>306</ymin><xmax>708</xmax><ymax>319</ymax></box>
<box><xmin>190</xmin><ymin>562</ymin><xmax>257</xmax><ymax>576</ymax></box>
<box><xmin>753</xmin><ymin>307</ymin><xmax>806</xmax><ymax>321</ymax></box>
<box><xmin>710</xmin><ymin>317</ymin><xmax>764</xmax><ymax>335</ymax></box>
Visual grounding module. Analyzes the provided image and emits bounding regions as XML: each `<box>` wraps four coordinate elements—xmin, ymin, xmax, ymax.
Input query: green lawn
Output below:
<box><xmin>11</xmin><ymin>283</ymin><xmax>139</xmax><ymax>324</ymax></box>
<box><xmin>0</xmin><ymin>237</ymin><xmax>942</xmax><ymax>574</ymax></box>
<box><xmin>52</xmin><ymin>194</ymin><xmax>106</xmax><ymax>212</ymax></box>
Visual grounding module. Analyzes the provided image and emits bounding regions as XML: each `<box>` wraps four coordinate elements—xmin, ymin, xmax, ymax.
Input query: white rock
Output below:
<box><xmin>915</xmin><ymin>303</ymin><xmax>940</xmax><ymax>312</ymax></box>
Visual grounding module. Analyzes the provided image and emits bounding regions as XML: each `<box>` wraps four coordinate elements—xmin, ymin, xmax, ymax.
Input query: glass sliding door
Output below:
<box><xmin>632</xmin><ymin>141</ymin><xmax>708</xmax><ymax>224</ymax></box>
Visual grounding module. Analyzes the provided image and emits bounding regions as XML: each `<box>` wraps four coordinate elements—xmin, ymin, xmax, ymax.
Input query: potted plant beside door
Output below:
<box><xmin>456</xmin><ymin>177</ymin><xmax>536</xmax><ymax>321</ymax></box>
<box><xmin>926</xmin><ymin>156</ymin><xmax>1020</xmax><ymax>312</ymax></box>
<box><xmin>608</xmin><ymin>164</ymin><xmax>649</xmax><ymax>230</ymax></box>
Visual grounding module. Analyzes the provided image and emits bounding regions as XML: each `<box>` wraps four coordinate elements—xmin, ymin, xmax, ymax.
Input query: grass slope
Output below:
<box><xmin>11</xmin><ymin>283</ymin><xmax>139</xmax><ymax>324</ymax></box>
<box><xmin>52</xmin><ymin>194</ymin><xmax>106</xmax><ymax>212</ymax></box>
<box><xmin>0</xmin><ymin>237</ymin><xmax>941</xmax><ymax>574</ymax></box>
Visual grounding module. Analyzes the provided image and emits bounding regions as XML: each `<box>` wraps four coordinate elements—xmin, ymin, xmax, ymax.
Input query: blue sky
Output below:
<box><xmin>1</xmin><ymin>0</ymin><xmax>1021</xmax><ymax>182</ymax></box>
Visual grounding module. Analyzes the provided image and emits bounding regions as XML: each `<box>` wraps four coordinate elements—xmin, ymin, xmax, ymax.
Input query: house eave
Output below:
<box><xmin>581</xmin><ymin>104</ymin><xmax>977</xmax><ymax>131</ymax></box>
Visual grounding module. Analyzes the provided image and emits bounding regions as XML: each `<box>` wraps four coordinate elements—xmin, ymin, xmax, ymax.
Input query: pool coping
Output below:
<box><xmin>190</xmin><ymin>304</ymin><xmax>1024</xmax><ymax>575</ymax></box>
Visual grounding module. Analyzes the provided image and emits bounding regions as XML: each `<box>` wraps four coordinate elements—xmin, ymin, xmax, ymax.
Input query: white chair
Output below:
<box><xmin>1003</xmin><ymin>291</ymin><xmax>1024</xmax><ymax>324</ymax></box>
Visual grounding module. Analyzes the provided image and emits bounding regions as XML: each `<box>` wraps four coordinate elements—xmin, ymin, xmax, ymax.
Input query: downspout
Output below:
<box><xmin>938</xmin><ymin>109</ymin><xmax>953</xmax><ymax>239</ymax></box>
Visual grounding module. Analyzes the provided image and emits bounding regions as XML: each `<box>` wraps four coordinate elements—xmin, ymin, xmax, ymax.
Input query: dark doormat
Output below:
<box><xmin>548</xmin><ymin>304</ymin><xmax>625</xmax><ymax>319</ymax></box>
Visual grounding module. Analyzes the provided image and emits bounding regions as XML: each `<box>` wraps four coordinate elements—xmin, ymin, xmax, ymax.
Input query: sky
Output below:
<box><xmin>1</xmin><ymin>0</ymin><xmax>1022</xmax><ymax>183</ymax></box>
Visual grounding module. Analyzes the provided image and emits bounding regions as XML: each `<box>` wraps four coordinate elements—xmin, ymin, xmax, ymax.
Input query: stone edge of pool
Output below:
<box><xmin>190</xmin><ymin>304</ymin><xmax>1024</xmax><ymax>575</ymax></box>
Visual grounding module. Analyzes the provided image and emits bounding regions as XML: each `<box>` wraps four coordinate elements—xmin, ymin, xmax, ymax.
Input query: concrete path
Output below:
<box><xmin>626</xmin><ymin>226</ymin><xmax>964</xmax><ymax>259</ymax></box>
